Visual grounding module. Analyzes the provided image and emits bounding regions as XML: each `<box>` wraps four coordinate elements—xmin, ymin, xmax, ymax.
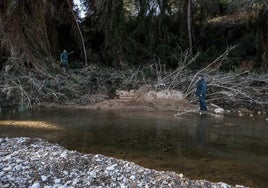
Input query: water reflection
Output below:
<box><xmin>0</xmin><ymin>120</ymin><xmax>61</xmax><ymax>130</ymax></box>
<box><xmin>196</xmin><ymin>115</ymin><xmax>209</xmax><ymax>147</ymax></box>
<box><xmin>0</xmin><ymin>108</ymin><xmax>268</xmax><ymax>188</ymax></box>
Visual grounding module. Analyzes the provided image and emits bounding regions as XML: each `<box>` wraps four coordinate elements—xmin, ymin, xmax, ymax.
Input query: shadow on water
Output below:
<box><xmin>0</xmin><ymin>108</ymin><xmax>268</xmax><ymax>188</ymax></box>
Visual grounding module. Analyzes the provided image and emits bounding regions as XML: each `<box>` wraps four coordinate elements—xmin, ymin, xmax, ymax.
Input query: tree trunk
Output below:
<box><xmin>0</xmin><ymin>0</ymin><xmax>78</xmax><ymax>72</ymax></box>
<box><xmin>187</xmin><ymin>0</ymin><xmax>193</xmax><ymax>55</ymax></box>
<box><xmin>262</xmin><ymin>7</ymin><xmax>268</xmax><ymax>72</ymax></box>
<box><xmin>67</xmin><ymin>0</ymin><xmax>88</xmax><ymax>66</ymax></box>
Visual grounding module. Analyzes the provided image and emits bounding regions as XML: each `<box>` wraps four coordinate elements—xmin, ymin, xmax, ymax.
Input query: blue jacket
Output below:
<box><xmin>60</xmin><ymin>51</ymin><xmax>73</xmax><ymax>61</ymax></box>
<box><xmin>196</xmin><ymin>79</ymin><xmax>207</xmax><ymax>96</ymax></box>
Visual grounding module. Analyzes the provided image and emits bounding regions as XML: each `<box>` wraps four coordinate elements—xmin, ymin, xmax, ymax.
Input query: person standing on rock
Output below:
<box><xmin>60</xmin><ymin>50</ymin><xmax>73</xmax><ymax>70</ymax></box>
<box><xmin>196</xmin><ymin>74</ymin><xmax>207</xmax><ymax>112</ymax></box>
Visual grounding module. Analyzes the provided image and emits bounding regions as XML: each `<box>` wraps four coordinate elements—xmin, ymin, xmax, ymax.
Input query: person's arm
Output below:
<box><xmin>67</xmin><ymin>51</ymin><xmax>74</xmax><ymax>55</ymax></box>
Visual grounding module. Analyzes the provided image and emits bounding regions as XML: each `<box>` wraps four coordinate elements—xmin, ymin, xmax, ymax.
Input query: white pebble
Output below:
<box><xmin>130</xmin><ymin>175</ymin><xmax>136</xmax><ymax>180</ymax></box>
<box><xmin>218</xmin><ymin>182</ymin><xmax>230</xmax><ymax>188</ymax></box>
<box><xmin>41</xmin><ymin>175</ymin><xmax>48</xmax><ymax>182</ymax></box>
<box><xmin>54</xmin><ymin>178</ymin><xmax>61</xmax><ymax>184</ymax></box>
<box><xmin>60</xmin><ymin>151</ymin><xmax>68</xmax><ymax>159</ymax></box>
<box><xmin>14</xmin><ymin>164</ymin><xmax>22</xmax><ymax>171</ymax></box>
<box><xmin>3</xmin><ymin>166</ymin><xmax>12</xmax><ymax>172</ymax></box>
<box><xmin>235</xmin><ymin>185</ymin><xmax>246</xmax><ymax>188</ymax></box>
<box><xmin>5</xmin><ymin>155</ymin><xmax>11</xmax><ymax>160</ymax></box>
<box><xmin>31</xmin><ymin>182</ymin><xmax>40</xmax><ymax>188</ymax></box>
<box><xmin>58</xmin><ymin>185</ymin><xmax>68</xmax><ymax>188</ymax></box>
<box><xmin>16</xmin><ymin>159</ymin><xmax>23</xmax><ymax>163</ymax></box>
<box><xmin>89</xmin><ymin>170</ymin><xmax>97</xmax><ymax>178</ymax></box>
<box><xmin>63</xmin><ymin>171</ymin><xmax>69</xmax><ymax>175</ymax></box>
<box><xmin>106</xmin><ymin>164</ymin><xmax>117</xmax><ymax>171</ymax></box>
<box><xmin>120</xmin><ymin>183</ymin><xmax>127</xmax><ymax>188</ymax></box>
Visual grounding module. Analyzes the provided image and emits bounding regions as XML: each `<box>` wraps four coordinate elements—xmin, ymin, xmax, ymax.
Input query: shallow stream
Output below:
<box><xmin>0</xmin><ymin>108</ymin><xmax>267</xmax><ymax>187</ymax></box>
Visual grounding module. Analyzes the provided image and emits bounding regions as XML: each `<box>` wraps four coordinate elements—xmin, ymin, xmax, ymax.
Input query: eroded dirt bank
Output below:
<box><xmin>38</xmin><ymin>85</ymin><xmax>268</xmax><ymax>120</ymax></box>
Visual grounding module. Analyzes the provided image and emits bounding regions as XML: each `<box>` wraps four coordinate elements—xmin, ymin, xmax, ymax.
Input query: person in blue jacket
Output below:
<box><xmin>60</xmin><ymin>50</ymin><xmax>73</xmax><ymax>70</ymax></box>
<box><xmin>196</xmin><ymin>74</ymin><xmax>207</xmax><ymax>111</ymax></box>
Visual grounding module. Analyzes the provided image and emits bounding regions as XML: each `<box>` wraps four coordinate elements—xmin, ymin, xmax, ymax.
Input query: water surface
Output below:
<box><xmin>0</xmin><ymin>108</ymin><xmax>267</xmax><ymax>188</ymax></box>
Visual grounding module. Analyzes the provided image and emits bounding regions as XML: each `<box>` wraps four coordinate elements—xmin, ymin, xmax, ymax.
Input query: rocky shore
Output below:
<box><xmin>0</xmin><ymin>137</ymin><xmax>249</xmax><ymax>188</ymax></box>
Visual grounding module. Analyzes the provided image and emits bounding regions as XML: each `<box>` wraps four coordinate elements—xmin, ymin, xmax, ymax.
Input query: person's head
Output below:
<box><xmin>198</xmin><ymin>74</ymin><xmax>203</xmax><ymax>80</ymax></box>
<box><xmin>63</xmin><ymin>50</ymin><xmax>67</xmax><ymax>53</ymax></box>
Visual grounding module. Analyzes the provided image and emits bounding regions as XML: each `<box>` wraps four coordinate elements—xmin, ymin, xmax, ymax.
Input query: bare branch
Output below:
<box><xmin>184</xmin><ymin>45</ymin><xmax>238</xmax><ymax>98</ymax></box>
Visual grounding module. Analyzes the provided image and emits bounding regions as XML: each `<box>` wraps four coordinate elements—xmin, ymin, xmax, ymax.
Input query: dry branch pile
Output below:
<box><xmin>0</xmin><ymin>60</ymin><xmax>267</xmax><ymax>113</ymax></box>
<box><xmin>186</xmin><ymin>72</ymin><xmax>268</xmax><ymax>111</ymax></box>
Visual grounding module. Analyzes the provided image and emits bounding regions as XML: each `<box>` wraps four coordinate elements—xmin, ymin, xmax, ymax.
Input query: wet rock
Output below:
<box><xmin>214</xmin><ymin>107</ymin><xmax>224</xmax><ymax>114</ymax></box>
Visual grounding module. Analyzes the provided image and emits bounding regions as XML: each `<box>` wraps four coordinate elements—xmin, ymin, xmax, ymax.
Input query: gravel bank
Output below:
<box><xmin>0</xmin><ymin>137</ymin><xmax>248</xmax><ymax>188</ymax></box>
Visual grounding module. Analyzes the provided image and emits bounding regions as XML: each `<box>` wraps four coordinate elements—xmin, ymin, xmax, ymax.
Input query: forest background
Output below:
<box><xmin>0</xmin><ymin>0</ymin><xmax>267</xmax><ymax>112</ymax></box>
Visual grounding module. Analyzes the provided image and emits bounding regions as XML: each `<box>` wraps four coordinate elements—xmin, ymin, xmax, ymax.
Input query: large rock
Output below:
<box><xmin>143</xmin><ymin>90</ymin><xmax>184</xmax><ymax>101</ymax></box>
<box><xmin>214</xmin><ymin>107</ymin><xmax>225</xmax><ymax>114</ymax></box>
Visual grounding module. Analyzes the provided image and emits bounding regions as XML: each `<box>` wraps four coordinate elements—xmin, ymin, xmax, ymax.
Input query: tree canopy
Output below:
<box><xmin>0</xmin><ymin>0</ymin><xmax>267</xmax><ymax>71</ymax></box>
<box><xmin>81</xmin><ymin>0</ymin><xmax>268</xmax><ymax>70</ymax></box>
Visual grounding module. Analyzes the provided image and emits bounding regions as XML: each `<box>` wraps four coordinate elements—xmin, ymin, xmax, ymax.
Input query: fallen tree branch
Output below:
<box><xmin>184</xmin><ymin>45</ymin><xmax>238</xmax><ymax>98</ymax></box>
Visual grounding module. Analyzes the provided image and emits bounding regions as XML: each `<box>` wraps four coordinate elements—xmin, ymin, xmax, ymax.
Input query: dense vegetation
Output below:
<box><xmin>0</xmin><ymin>0</ymin><xmax>267</xmax><ymax>111</ymax></box>
<box><xmin>80</xmin><ymin>0</ymin><xmax>267</xmax><ymax>70</ymax></box>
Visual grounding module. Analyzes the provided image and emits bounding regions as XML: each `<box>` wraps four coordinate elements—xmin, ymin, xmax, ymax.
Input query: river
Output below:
<box><xmin>0</xmin><ymin>108</ymin><xmax>267</xmax><ymax>188</ymax></box>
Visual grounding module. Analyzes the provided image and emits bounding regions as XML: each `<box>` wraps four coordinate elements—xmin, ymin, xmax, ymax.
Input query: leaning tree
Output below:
<box><xmin>0</xmin><ymin>0</ymin><xmax>83</xmax><ymax>73</ymax></box>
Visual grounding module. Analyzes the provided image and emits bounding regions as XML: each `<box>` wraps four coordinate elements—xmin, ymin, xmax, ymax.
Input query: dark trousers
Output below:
<box><xmin>63</xmin><ymin>60</ymin><xmax>68</xmax><ymax>70</ymax></box>
<box><xmin>199</xmin><ymin>95</ymin><xmax>207</xmax><ymax>111</ymax></box>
